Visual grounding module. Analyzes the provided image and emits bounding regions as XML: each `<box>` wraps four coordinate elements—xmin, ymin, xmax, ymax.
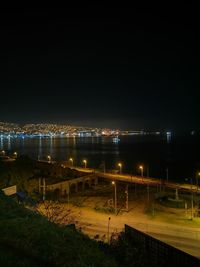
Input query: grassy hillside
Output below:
<box><xmin>0</xmin><ymin>192</ymin><xmax>117</xmax><ymax>267</ymax></box>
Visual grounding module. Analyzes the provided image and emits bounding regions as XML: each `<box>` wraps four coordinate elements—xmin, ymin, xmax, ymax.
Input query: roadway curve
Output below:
<box><xmin>66</xmin><ymin>165</ymin><xmax>199</xmax><ymax>193</ymax></box>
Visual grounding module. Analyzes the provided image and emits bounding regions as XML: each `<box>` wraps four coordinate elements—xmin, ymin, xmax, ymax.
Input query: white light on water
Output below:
<box><xmin>166</xmin><ymin>131</ymin><xmax>172</xmax><ymax>143</ymax></box>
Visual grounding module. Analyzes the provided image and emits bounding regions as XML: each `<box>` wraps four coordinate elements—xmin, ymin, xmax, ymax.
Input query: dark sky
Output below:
<box><xmin>0</xmin><ymin>5</ymin><xmax>199</xmax><ymax>131</ymax></box>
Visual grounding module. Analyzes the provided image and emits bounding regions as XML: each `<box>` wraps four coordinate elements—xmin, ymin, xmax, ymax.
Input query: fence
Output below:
<box><xmin>129</xmin><ymin>221</ymin><xmax>200</xmax><ymax>241</ymax></box>
<box><xmin>125</xmin><ymin>224</ymin><xmax>200</xmax><ymax>267</ymax></box>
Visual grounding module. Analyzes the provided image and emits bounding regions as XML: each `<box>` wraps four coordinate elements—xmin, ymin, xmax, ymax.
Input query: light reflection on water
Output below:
<box><xmin>0</xmin><ymin>136</ymin><xmax>121</xmax><ymax>166</ymax></box>
<box><xmin>0</xmin><ymin>135</ymin><xmax>199</xmax><ymax>181</ymax></box>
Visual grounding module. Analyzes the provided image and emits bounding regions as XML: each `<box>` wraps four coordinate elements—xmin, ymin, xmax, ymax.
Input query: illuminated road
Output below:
<box><xmin>59</xmin><ymin>163</ymin><xmax>200</xmax><ymax>258</ymax></box>
<box><xmin>63</xmin><ymin>165</ymin><xmax>199</xmax><ymax>193</ymax></box>
<box><xmin>69</xmin><ymin>205</ymin><xmax>200</xmax><ymax>259</ymax></box>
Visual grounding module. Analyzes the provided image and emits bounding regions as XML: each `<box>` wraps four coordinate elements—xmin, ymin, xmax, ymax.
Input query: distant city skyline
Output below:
<box><xmin>0</xmin><ymin>121</ymin><xmax>198</xmax><ymax>139</ymax></box>
<box><xmin>0</xmin><ymin>120</ymin><xmax>162</xmax><ymax>134</ymax></box>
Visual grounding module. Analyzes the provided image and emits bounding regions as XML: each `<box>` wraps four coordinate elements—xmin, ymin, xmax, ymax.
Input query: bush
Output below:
<box><xmin>94</xmin><ymin>204</ymin><xmax>115</xmax><ymax>214</ymax></box>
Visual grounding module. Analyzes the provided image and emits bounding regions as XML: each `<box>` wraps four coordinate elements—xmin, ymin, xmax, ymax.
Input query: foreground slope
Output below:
<box><xmin>0</xmin><ymin>192</ymin><xmax>117</xmax><ymax>267</ymax></box>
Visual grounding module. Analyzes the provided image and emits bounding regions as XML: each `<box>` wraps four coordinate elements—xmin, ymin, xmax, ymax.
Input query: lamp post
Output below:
<box><xmin>147</xmin><ymin>184</ymin><xmax>150</xmax><ymax>202</ymax></box>
<box><xmin>47</xmin><ymin>155</ymin><xmax>51</xmax><ymax>163</ymax></box>
<box><xmin>196</xmin><ymin>172</ymin><xmax>200</xmax><ymax>191</ymax></box>
<box><xmin>83</xmin><ymin>159</ymin><xmax>87</xmax><ymax>169</ymax></box>
<box><xmin>107</xmin><ymin>217</ymin><xmax>111</xmax><ymax>244</ymax></box>
<box><xmin>186</xmin><ymin>178</ymin><xmax>194</xmax><ymax>220</ymax></box>
<box><xmin>112</xmin><ymin>181</ymin><xmax>117</xmax><ymax>215</ymax></box>
<box><xmin>43</xmin><ymin>178</ymin><xmax>46</xmax><ymax>201</ymax></box>
<box><xmin>139</xmin><ymin>165</ymin><xmax>144</xmax><ymax>181</ymax></box>
<box><xmin>13</xmin><ymin>151</ymin><xmax>17</xmax><ymax>158</ymax></box>
<box><xmin>1</xmin><ymin>150</ymin><xmax>5</xmax><ymax>156</ymax></box>
<box><xmin>191</xmin><ymin>178</ymin><xmax>194</xmax><ymax>220</ymax></box>
<box><xmin>69</xmin><ymin>157</ymin><xmax>73</xmax><ymax>167</ymax></box>
<box><xmin>67</xmin><ymin>189</ymin><xmax>70</xmax><ymax>209</ymax></box>
<box><xmin>118</xmin><ymin>163</ymin><xmax>122</xmax><ymax>174</ymax></box>
<box><xmin>125</xmin><ymin>185</ymin><xmax>129</xmax><ymax>211</ymax></box>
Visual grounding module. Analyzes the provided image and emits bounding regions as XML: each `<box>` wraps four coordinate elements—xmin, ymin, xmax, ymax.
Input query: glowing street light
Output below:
<box><xmin>69</xmin><ymin>157</ymin><xmax>74</xmax><ymax>167</ymax></box>
<box><xmin>112</xmin><ymin>181</ymin><xmax>117</xmax><ymax>215</ymax></box>
<box><xmin>47</xmin><ymin>155</ymin><xmax>51</xmax><ymax>163</ymax></box>
<box><xmin>118</xmin><ymin>162</ymin><xmax>122</xmax><ymax>174</ymax></box>
<box><xmin>13</xmin><ymin>151</ymin><xmax>17</xmax><ymax>158</ymax></box>
<box><xmin>1</xmin><ymin>150</ymin><xmax>5</xmax><ymax>156</ymax></box>
<box><xmin>83</xmin><ymin>159</ymin><xmax>87</xmax><ymax>168</ymax></box>
<box><xmin>139</xmin><ymin>165</ymin><xmax>144</xmax><ymax>177</ymax></box>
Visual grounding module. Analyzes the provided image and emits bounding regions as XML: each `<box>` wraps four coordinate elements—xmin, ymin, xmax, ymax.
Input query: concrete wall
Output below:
<box><xmin>46</xmin><ymin>174</ymin><xmax>97</xmax><ymax>195</ymax></box>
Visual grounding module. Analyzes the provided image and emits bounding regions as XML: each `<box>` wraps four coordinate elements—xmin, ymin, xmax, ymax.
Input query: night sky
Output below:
<box><xmin>0</xmin><ymin>6</ymin><xmax>199</xmax><ymax>131</ymax></box>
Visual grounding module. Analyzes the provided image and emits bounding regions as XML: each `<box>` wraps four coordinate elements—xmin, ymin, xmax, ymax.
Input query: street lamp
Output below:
<box><xmin>196</xmin><ymin>172</ymin><xmax>200</xmax><ymax>191</ymax></box>
<box><xmin>47</xmin><ymin>155</ymin><xmax>51</xmax><ymax>163</ymax></box>
<box><xmin>13</xmin><ymin>151</ymin><xmax>17</xmax><ymax>158</ymax></box>
<box><xmin>1</xmin><ymin>150</ymin><xmax>5</xmax><ymax>156</ymax></box>
<box><xmin>185</xmin><ymin>178</ymin><xmax>194</xmax><ymax>220</ymax></box>
<box><xmin>190</xmin><ymin>178</ymin><xmax>194</xmax><ymax>220</ymax></box>
<box><xmin>118</xmin><ymin>162</ymin><xmax>122</xmax><ymax>174</ymax></box>
<box><xmin>112</xmin><ymin>181</ymin><xmax>117</xmax><ymax>215</ymax></box>
<box><xmin>139</xmin><ymin>165</ymin><xmax>144</xmax><ymax>179</ymax></box>
<box><xmin>69</xmin><ymin>157</ymin><xmax>73</xmax><ymax>167</ymax></box>
<box><xmin>107</xmin><ymin>217</ymin><xmax>111</xmax><ymax>244</ymax></box>
<box><xmin>125</xmin><ymin>185</ymin><xmax>129</xmax><ymax>211</ymax></box>
<box><xmin>83</xmin><ymin>159</ymin><xmax>87</xmax><ymax>168</ymax></box>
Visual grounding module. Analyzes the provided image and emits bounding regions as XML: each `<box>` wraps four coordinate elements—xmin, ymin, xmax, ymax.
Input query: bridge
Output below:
<box><xmin>44</xmin><ymin>174</ymin><xmax>98</xmax><ymax>196</ymax></box>
<box><xmin>62</xmin><ymin>165</ymin><xmax>199</xmax><ymax>194</ymax></box>
<box><xmin>38</xmin><ymin>161</ymin><xmax>199</xmax><ymax>197</ymax></box>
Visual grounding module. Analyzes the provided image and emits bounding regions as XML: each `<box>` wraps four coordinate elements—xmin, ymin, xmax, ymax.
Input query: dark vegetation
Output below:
<box><xmin>1</xmin><ymin>191</ymin><xmax>198</xmax><ymax>267</ymax></box>
<box><xmin>0</xmin><ymin>192</ymin><xmax>118</xmax><ymax>267</ymax></box>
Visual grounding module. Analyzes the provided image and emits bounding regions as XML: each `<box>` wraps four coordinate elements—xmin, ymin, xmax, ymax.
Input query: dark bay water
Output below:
<box><xmin>1</xmin><ymin>135</ymin><xmax>200</xmax><ymax>182</ymax></box>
